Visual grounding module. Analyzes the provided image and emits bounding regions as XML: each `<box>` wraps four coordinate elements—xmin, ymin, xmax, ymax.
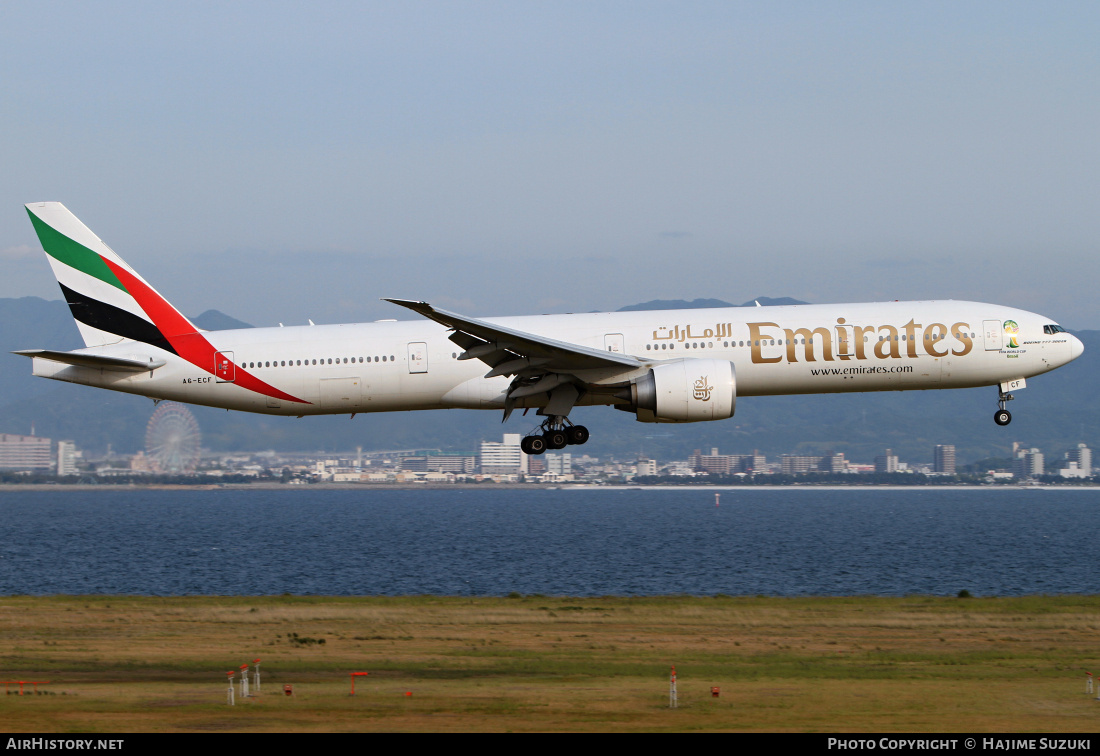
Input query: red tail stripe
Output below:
<box><xmin>102</xmin><ymin>260</ymin><xmax>310</xmax><ymax>405</ymax></box>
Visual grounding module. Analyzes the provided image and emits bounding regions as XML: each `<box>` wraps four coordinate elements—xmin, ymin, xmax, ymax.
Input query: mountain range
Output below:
<box><xmin>1</xmin><ymin>297</ymin><xmax>1095</xmax><ymax>466</ymax></box>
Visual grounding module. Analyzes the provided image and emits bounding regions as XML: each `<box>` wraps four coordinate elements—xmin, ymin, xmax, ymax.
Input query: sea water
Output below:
<box><xmin>0</xmin><ymin>487</ymin><xmax>1096</xmax><ymax>596</ymax></box>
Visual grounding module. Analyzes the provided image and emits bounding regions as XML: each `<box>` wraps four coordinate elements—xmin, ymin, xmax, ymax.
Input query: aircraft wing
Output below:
<box><xmin>384</xmin><ymin>299</ymin><xmax>645</xmax><ymax>418</ymax></box>
<box><xmin>12</xmin><ymin>349</ymin><xmax>166</xmax><ymax>372</ymax></box>
<box><xmin>384</xmin><ymin>299</ymin><xmax>643</xmax><ymax>372</ymax></box>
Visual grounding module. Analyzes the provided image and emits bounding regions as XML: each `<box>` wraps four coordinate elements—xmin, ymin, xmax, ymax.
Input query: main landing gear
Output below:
<box><xmin>994</xmin><ymin>387</ymin><xmax>1014</xmax><ymax>426</ymax></box>
<box><xmin>519</xmin><ymin>416</ymin><xmax>590</xmax><ymax>455</ymax></box>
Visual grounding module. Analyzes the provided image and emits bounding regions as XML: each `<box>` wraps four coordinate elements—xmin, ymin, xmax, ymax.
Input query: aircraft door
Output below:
<box><xmin>983</xmin><ymin>320</ymin><xmax>1002</xmax><ymax>351</ymax></box>
<box><xmin>215</xmin><ymin>351</ymin><xmax>236</xmax><ymax>383</ymax></box>
<box><xmin>604</xmin><ymin>333</ymin><xmax>625</xmax><ymax>353</ymax></box>
<box><xmin>835</xmin><ymin>325</ymin><xmax>854</xmax><ymax>359</ymax></box>
<box><xmin>408</xmin><ymin>342</ymin><xmax>428</xmax><ymax>373</ymax></box>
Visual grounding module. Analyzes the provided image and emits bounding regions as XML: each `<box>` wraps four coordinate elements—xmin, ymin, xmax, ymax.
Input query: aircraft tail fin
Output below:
<box><xmin>24</xmin><ymin>202</ymin><xmax>199</xmax><ymax>352</ymax></box>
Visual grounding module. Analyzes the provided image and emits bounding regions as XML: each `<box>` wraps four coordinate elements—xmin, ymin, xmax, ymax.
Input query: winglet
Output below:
<box><xmin>382</xmin><ymin>299</ymin><xmax>454</xmax><ymax>329</ymax></box>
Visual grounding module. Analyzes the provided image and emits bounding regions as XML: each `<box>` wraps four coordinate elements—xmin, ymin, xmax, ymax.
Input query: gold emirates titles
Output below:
<box><xmin>649</xmin><ymin>318</ymin><xmax>973</xmax><ymax>363</ymax></box>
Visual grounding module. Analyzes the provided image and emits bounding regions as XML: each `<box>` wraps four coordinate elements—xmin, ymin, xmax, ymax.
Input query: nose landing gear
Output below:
<box><xmin>994</xmin><ymin>388</ymin><xmax>1014</xmax><ymax>426</ymax></box>
<box><xmin>519</xmin><ymin>416</ymin><xmax>590</xmax><ymax>455</ymax></box>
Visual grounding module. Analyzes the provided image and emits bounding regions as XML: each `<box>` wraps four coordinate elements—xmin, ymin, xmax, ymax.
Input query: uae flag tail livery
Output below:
<box><xmin>21</xmin><ymin>202</ymin><xmax>304</xmax><ymax>406</ymax></box>
<box><xmin>26</xmin><ymin>202</ymin><xmax>196</xmax><ymax>352</ymax></box>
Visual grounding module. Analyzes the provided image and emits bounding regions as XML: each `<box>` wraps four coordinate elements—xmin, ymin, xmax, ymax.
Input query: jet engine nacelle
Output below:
<box><xmin>628</xmin><ymin>359</ymin><xmax>736</xmax><ymax>423</ymax></box>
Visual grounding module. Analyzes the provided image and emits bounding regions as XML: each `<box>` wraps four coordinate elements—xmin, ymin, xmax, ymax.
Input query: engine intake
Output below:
<box><xmin>627</xmin><ymin>359</ymin><xmax>736</xmax><ymax>423</ymax></box>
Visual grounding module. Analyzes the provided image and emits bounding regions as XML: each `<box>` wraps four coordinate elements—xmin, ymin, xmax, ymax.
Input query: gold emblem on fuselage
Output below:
<box><xmin>693</xmin><ymin>376</ymin><xmax>713</xmax><ymax>401</ymax></box>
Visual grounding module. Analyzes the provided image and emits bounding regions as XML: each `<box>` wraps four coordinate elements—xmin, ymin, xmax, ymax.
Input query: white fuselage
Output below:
<box><xmin>29</xmin><ymin>299</ymin><xmax>1082</xmax><ymax>417</ymax></box>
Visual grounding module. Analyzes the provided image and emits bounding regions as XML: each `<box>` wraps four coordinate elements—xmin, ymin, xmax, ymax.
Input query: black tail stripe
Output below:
<box><xmin>58</xmin><ymin>283</ymin><xmax>178</xmax><ymax>355</ymax></box>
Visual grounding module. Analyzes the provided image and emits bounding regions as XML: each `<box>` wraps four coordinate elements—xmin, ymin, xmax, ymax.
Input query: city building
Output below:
<box><xmin>780</xmin><ymin>455</ymin><xmax>823</xmax><ymax>475</ymax></box>
<box><xmin>690</xmin><ymin>448</ymin><xmax>761</xmax><ymax>475</ymax></box>
<box><xmin>400</xmin><ymin>452</ymin><xmax>477</xmax><ymax>473</ymax></box>
<box><xmin>777</xmin><ymin>452</ymin><xmax>846</xmax><ymax>475</ymax></box>
<box><xmin>0</xmin><ymin>433</ymin><xmax>52</xmax><ymax>471</ymax></box>
<box><xmin>1060</xmin><ymin>443</ymin><xmax>1092</xmax><ymax>479</ymax></box>
<box><xmin>747</xmin><ymin>451</ymin><xmax>767</xmax><ymax>473</ymax></box>
<box><xmin>480</xmin><ymin>434</ymin><xmax>528</xmax><ymax>475</ymax></box>
<box><xmin>933</xmin><ymin>444</ymin><xmax>956</xmax><ymax>475</ymax></box>
<box><xmin>57</xmin><ymin>440</ymin><xmax>79</xmax><ymax>476</ymax></box>
<box><xmin>1014</xmin><ymin>447</ymin><xmax>1044</xmax><ymax>478</ymax></box>
<box><xmin>545</xmin><ymin>452</ymin><xmax>571</xmax><ymax>476</ymax></box>
<box><xmin>874</xmin><ymin>449</ymin><xmax>899</xmax><ymax>474</ymax></box>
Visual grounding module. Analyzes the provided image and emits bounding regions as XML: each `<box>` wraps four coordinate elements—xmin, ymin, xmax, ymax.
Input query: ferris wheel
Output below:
<box><xmin>145</xmin><ymin>402</ymin><xmax>202</xmax><ymax>473</ymax></box>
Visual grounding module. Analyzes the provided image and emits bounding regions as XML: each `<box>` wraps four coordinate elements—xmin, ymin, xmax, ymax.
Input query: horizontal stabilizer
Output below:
<box><xmin>12</xmin><ymin>349</ymin><xmax>166</xmax><ymax>372</ymax></box>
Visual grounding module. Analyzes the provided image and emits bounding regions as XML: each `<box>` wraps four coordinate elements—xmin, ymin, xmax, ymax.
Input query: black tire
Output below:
<box><xmin>994</xmin><ymin>409</ymin><xmax>1012</xmax><ymax>426</ymax></box>
<box><xmin>566</xmin><ymin>425</ymin><xmax>590</xmax><ymax>445</ymax></box>
<box><xmin>525</xmin><ymin>435</ymin><xmax>546</xmax><ymax>455</ymax></box>
<box><xmin>544</xmin><ymin>430</ymin><xmax>568</xmax><ymax>450</ymax></box>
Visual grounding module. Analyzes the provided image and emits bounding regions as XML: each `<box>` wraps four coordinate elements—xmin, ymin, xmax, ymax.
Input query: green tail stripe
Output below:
<box><xmin>27</xmin><ymin>208</ymin><xmax>126</xmax><ymax>293</ymax></box>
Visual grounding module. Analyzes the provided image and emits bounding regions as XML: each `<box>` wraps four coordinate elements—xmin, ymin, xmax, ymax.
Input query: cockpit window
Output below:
<box><xmin>1043</xmin><ymin>324</ymin><xmax>1067</xmax><ymax>335</ymax></box>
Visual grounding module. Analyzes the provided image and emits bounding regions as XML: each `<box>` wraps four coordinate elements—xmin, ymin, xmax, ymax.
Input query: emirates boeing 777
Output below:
<box><xmin>15</xmin><ymin>202</ymin><xmax>1084</xmax><ymax>455</ymax></box>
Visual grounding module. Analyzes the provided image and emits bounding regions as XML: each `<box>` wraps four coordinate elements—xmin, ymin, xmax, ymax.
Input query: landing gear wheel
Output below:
<box><xmin>522</xmin><ymin>435</ymin><xmax>547</xmax><ymax>455</ymax></box>
<box><xmin>994</xmin><ymin>409</ymin><xmax>1012</xmax><ymax>426</ymax></box>
<box><xmin>544</xmin><ymin>430</ymin><xmax>568</xmax><ymax>450</ymax></box>
<box><xmin>566</xmin><ymin>425</ymin><xmax>590</xmax><ymax>445</ymax></box>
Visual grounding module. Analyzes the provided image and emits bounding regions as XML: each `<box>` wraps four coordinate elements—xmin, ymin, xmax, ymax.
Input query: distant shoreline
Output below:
<box><xmin>0</xmin><ymin>482</ymin><xmax>1097</xmax><ymax>492</ymax></box>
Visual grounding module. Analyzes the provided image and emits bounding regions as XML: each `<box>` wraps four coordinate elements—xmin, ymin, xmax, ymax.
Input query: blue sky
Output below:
<box><xmin>2</xmin><ymin>1</ymin><xmax>1097</xmax><ymax>327</ymax></box>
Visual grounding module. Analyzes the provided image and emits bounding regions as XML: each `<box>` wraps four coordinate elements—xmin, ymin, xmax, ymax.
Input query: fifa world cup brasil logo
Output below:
<box><xmin>1003</xmin><ymin>320</ymin><xmax>1020</xmax><ymax>349</ymax></box>
<box><xmin>693</xmin><ymin>376</ymin><xmax>713</xmax><ymax>401</ymax></box>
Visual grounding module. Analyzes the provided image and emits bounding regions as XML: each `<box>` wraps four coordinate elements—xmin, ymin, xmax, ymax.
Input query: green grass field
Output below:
<box><xmin>1</xmin><ymin>594</ymin><xmax>1098</xmax><ymax>732</ymax></box>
